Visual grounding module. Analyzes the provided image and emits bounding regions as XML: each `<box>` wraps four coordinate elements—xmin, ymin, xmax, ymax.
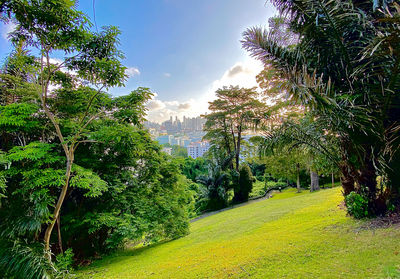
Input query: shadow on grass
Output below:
<box><xmin>79</xmin><ymin>239</ymin><xmax>174</xmax><ymax>271</ymax></box>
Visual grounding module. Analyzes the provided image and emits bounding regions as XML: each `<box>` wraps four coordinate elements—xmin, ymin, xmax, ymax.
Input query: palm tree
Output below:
<box><xmin>243</xmin><ymin>0</ymin><xmax>400</xmax><ymax>215</ymax></box>
<box><xmin>196</xmin><ymin>162</ymin><xmax>229</xmax><ymax>211</ymax></box>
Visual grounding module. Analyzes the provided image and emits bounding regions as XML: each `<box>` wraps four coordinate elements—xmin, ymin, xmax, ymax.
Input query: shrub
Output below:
<box><xmin>233</xmin><ymin>164</ymin><xmax>254</xmax><ymax>203</ymax></box>
<box><xmin>55</xmin><ymin>248</ymin><xmax>74</xmax><ymax>276</ymax></box>
<box><xmin>345</xmin><ymin>192</ymin><xmax>369</xmax><ymax>219</ymax></box>
<box><xmin>266</xmin><ymin>181</ymin><xmax>287</xmax><ymax>189</ymax></box>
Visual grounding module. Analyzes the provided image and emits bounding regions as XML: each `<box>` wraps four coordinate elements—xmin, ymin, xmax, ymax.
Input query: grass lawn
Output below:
<box><xmin>77</xmin><ymin>187</ymin><xmax>400</xmax><ymax>278</ymax></box>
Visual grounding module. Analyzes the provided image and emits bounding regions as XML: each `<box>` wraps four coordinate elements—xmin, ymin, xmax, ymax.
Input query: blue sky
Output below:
<box><xmin>0</xmin><ymin>0</ymin><xmax>276</xmax><ymax>122</ymax></box>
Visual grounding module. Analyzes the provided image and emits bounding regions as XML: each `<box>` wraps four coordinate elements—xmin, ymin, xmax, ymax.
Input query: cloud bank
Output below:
<box><xmin>146</xmin><ymin>58</ymin><xmax>263</xmax><ymax>123</ymax></box>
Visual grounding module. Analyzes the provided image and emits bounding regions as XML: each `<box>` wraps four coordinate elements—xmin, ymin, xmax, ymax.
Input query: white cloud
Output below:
<box><xmin>163</xmin><ymin>72</ymin><xmax>171</xmax><ymax>78</ymax></box>
<box><xmin>147</xmin><ymin>99</ymin><xmax>166</xmax><ymax>110</ymax></box>
<box><xmin>195</xmin><ymin>58</ymin><xmax>264</xmax><ymax>114</ymax></box>
<box><xmin>178</xmin><ymin>103</ymin><xmax>191</xmax><ymax>110</ymax></box>
<box><xmin>49</xmin><ymin>58</ymin><xmax>64</xmax><ymax>66</ymax></box>
<box><xmin>146</xmin><ymin>98</ymin><xmax>197</xmax><ymax>123</ymax></box>
<box><xmin>126</xmin><ymin>67</ymin><xmax>140</xmax><ymax>77</ymax></box>
<box><xmin>227</xmin><ymin>64</ymin><xmax>251</xmax><ymax>78</ymax></box>
<box><xmin>1</xmin><ymin>22</ymin><xmax>16</xmax><ymax>41</ymax></box>
<box><xmin>164</xmin><ymin>100</ymin><xmax>179</xmax><ymax>106</ymax></box>
<box><xmin>146</xmin><ymin>58</ymin><xmax>263</xmax><ymax>123</ymax></box>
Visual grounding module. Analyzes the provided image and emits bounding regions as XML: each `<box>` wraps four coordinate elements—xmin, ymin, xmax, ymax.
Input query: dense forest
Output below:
<box><xmin>0</xmin><ymin>0</ymin><xmax>399</xmax><ymax>278</ymax></box>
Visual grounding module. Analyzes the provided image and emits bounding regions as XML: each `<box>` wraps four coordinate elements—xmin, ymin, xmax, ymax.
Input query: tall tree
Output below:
<box><xmin>203</xmin><ymin>86</ymin><xmax>268</xmax><ymax>202</ymax></box>
<box><xmin>203</xmin><ymin>86</ymin><xmax>268</xmax><ymax>172</ymax></box>
<box><xmin>1</xmin><ymin>0</ymin><xmax>127</xmax><ymax>254</ymax></box>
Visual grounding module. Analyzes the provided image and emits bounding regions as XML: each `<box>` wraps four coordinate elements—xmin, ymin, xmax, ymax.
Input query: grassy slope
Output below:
<box><xmin>78</xmin><ymin>188</ymin><xmax>400</xmax><ymax>278</ymax></box>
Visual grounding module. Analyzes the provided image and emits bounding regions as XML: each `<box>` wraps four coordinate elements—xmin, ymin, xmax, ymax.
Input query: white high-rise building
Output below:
<box><xmin>187</xmin><ymin>141</ymin><xmax>210</xmax><ymax>159</ymax></box>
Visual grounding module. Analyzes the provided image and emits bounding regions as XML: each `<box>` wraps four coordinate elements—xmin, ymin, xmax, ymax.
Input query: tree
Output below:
<box><xmin>0</xmin><ymin>61</ymin><xmax>193</xmax><ymax>269</ymax></box>
<box><xmin>243</xmin><ymin>0</ymin><xmax>400</xmax><ymax>215</ymax></box>
<box><xmin>234</xmin><ymin>164</ymin><xmax>254</xmax><ymax>203</ymax></box>
<box><xmin>203</xmin><ymin>86</ymin><xmax>268</xmax><ymax>202</ymax></box>
<box><xmin>1</xmin><ymin>0</ymin><xmax>129</xmax><ymax>255</ymax></box>
<box><xmin>172</xmin><ymin>145</ymin><xmax>188</xmax><ymax>158</ymax></box>
<box><xmin>179</xmin><ymin>157</ymin><xmax>208</xmax><ymax>183</ymax></box>
<box><xmin>196</xmin><ymin>162</ymin><xmax>230</xmax><ymax>211</ymax></box>
<box><xmin>204</xmin><ymin>86</ymin><xmax>268</xmax><ymax>172</ymax></box>
<box><xmin>0</xmin><ymin>1</ymin><xmax>193</xmax><ymax>275</ymax></box>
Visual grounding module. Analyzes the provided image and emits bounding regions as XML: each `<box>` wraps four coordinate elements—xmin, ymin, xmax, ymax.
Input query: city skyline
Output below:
<box><xmin>145</xmin><ymin>114</ymin><xmax>207</xmax><ymax>127</ymax></box>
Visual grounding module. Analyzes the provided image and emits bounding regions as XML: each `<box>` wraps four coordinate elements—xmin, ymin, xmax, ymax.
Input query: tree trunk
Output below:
<box><xmin>235</xmin><ymin>128</ymin><xmax>242</xmax><ymax>172</ymax></box>
<box><xmin>230</xmin><ymin>125</ymin><xmax>238</xmax><ymax>171</ymax></box>
<box><xmin>358</xmin><ymin>160</ymin><xmax>382</xmax><ymax>214</ymax></box>
<box><xmin>296</xmin><ymin>163</ymin><xmax>301</xmax><ymax>192</ymax></box>
<box><xmin>223</xmin><ymin>120</ymin><xmax>234</xmax><ymax>170</ymax></box>
<box><xmin>310</xmin><ymin>171</ymin><xmax>319</xmax><ymax>192</ymax></box>
<box><xmin>44</xmin><ymin>157</ymin><xmax>73</xmax><ymax>258</ymax></box>
<box><xmin>340</xmin><ymin>165</ymin><xmax>355</xmax><ymax>196</ymax></box>
<box><xmin>57</xmin><ymin>214</ymin><xmax>63</xmax><ymax>254</ymax></box>
<box><xmin>331</xmin><ymin>172</ymin><xmax>335</xmax><ymax>188</ymax></box>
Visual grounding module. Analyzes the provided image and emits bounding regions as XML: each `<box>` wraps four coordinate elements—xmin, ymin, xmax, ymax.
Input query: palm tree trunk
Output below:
<box><xmin>310</xmin><ymin>170</ymin><xmax>319</xmax><ymax>192</ymax></box>
<box><xmin>296</xmin><ymin>163</ymin><xmax>301</xmax><ymax>192</ymax></box>
<box><xmin>341</xmin><ymin>165</ymin><xmax>355</xmax><ymax>195</ymax></box>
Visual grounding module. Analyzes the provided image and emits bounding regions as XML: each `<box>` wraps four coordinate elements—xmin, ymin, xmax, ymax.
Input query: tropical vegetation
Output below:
<box><xmin>0</xmin><ymin>0</ymin><xmax>399</xmax><ymax>277</ymax></box>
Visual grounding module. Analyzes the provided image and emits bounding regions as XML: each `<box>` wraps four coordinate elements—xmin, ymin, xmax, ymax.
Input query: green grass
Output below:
<box><xmin>77</xmin><ymin>187</ymin><xmax>400</xmax><ymax>278</ymax></box>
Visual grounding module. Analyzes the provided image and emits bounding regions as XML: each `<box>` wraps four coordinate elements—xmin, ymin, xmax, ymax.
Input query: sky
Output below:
<box><xmin>0</xmin><ymin>0</ymin><xmax>277</xmax><ymax>123</ymax></box>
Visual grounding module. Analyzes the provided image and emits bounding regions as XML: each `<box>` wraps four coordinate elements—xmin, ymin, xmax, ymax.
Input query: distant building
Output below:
<box><xmin>170</xmin><ymin>137</ymin><xmax>180</xmax><ymax>146</ymax></box>
<box><xmin>187</xmin><ymin>141</ymin><xmax>210</xmax><ymax>159</ymax></box>
<box><xmin>156</xmin><ymin>135</ymin><xmax>173</xmax><ymax>145</ymax></box>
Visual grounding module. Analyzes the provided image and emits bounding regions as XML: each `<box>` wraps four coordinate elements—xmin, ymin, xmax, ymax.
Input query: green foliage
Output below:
<box><xmin>249</xmin><ymin>180</ymin><xmax>266</xmax><ymax>198</ymax></box>
<box><xmin>203</xmin><ymin>86</ymin><xmax>269</xmax><ymax>172</ymax></box>
<box><xmin>179</xmin><ymin>157</ymin><xmax>208</xmax><ymax>183</ymax></box>
<box><xmin>233</xmin><ymin>164</ymin><xmax>254</xmax><ymax>203</ymax></box>
<box><xmin>60</xmin><ymin>126</ymin><xmax>193</xmax><ymax>257</ymax></box>
<box><xmin>0</xmin><ymin>103</ymin><xmax>39</xmax><ymax>130</ymax></box>
<box><xmin>345</xmin><ymin>192</ymin><xmax>369</xmax><ymax>219</ymax></box>
<box><xmin>164</xmin><ymin>144</ymin><xmax>188</xmax><ymax>158</ymax></box>
<box><xmin>196</xmin><ymin>162</ymin><xmax>230</xmax><ymax>211</ymax></box>
<box><xmin>55</xmin><ymin>248</ymin><xmax>74</xmax><ymax>275</ymax></box>
<box><xmin>69</xmin><ymin>165</ymin><xmax>107</xmax><ymax>197</ymax></box>
<box><xmin>266</xmin><ymin>181</ymin><xmax>287</xmax><ymax>189</ymax></box>
<box><xmin>248</xmin><ymin>162</ymin><xmax>266</xmax><ymax>180</ymax></box>
<box><xmin>0</xmin><ymin>239</ymin><xmax>56</xmax><ymax>279</ymax></box>
<box><xmin>112</xmin><ymin>87</ymin><xmax>153</xmax><ymax>124</ymax></box>
<box><xmin>172</xmin><ymin>145</ymin><xmax>188</xmax><ymax>158</ymax></box>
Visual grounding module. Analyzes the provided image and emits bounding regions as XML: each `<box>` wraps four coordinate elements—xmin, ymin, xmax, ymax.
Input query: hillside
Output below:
<box><xmin>78</xmin><ymin>188</ymin><xmax>400</xmax><ymax>278</ymax></box>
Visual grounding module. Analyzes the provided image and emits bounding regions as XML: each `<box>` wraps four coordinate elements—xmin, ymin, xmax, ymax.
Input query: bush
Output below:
<box><xmin>55</xmin><ymin>248</ymin><xmax>74</xmax><ymax>276</ymax></box>
<box><xmin>266</xmin><ymin>181</ymin><xmax>287</xmax><ymax>189</ymax></box>
<box><xmin>249</xmin><ymin>180</ymin><xmax>266</xmax><ymax>198</ymax></box>
<box><xmin>233</xmin><ymin>164</ymin><xmax>254</xmax><ymax>203</ymax></box>
<box><xmin>345</xmin><ymin>192</ymin><xmax>369</xmax><ymax>219</ymax></box>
